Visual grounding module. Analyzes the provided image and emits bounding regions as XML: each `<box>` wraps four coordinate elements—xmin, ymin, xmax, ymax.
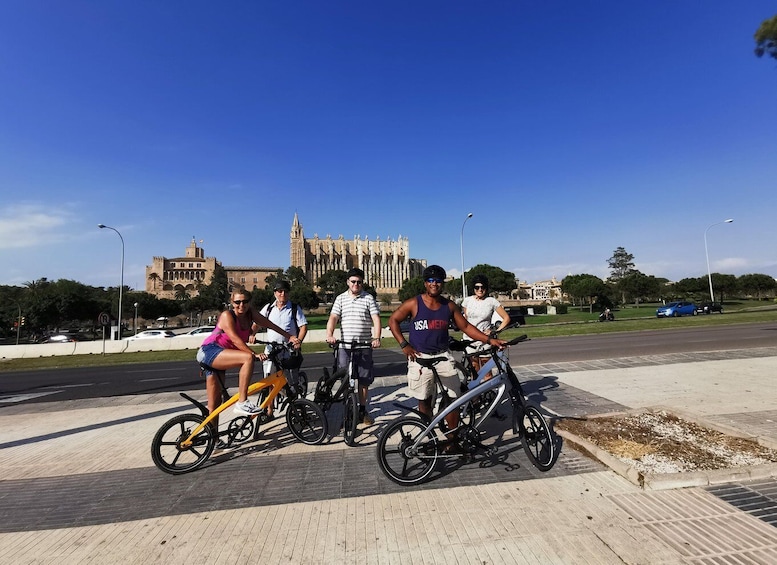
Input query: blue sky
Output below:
<box><xmin>2</xmin><ymin>1</ymin><xmax>776</xmax><ymax>291</ymax></box>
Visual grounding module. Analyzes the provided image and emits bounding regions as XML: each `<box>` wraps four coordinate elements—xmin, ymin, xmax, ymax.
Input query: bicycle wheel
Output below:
<box><xmin>286</xmin><ymin>398</ymin><xmax>328</xmax><ymax>445</ymax></box>
<box><xmin>151</xmin><ymin>413</ymin><xmax>215</xmax><ymax>475</ymax></box>
<box><xmin>343</xmin><ymin>392</ymin><xmax>360</xmax><ymax>446</ymax></box>
<box><xmin>514</xmin><ymin>405</ymin><xmax>555</xmax><ymax>471</ymax></box>
<box><xmin>376</xmin><ymin>417</ymin><xmax>438</xmax><ymax>485</ymax></box>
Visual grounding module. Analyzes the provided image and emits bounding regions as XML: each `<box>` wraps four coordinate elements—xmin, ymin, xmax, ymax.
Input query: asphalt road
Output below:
<box><xmin>1</xmin><ymin>322</ymin><xmax>775</xmax><ymax>405</ymax></box>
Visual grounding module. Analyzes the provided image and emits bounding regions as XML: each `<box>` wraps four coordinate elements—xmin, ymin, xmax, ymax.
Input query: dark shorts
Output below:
<box><xmin>196</xmin><ymin>342</ymin><xmax>224</xmax><ymax>376</ymax></box>
<box><xmin>336</xmin><ymin>347</ymin><xmax>375</xmax><ymax>386</ymax></box>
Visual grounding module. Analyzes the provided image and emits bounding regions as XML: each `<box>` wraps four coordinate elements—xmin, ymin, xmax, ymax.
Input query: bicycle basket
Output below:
<box><xmin>281</xmin><ymin>351</ymin><xmax>303</xmax><ymax>369</ymax></box>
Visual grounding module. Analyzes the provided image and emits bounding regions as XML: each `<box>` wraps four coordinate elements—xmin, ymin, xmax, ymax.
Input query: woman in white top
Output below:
<box><xmin>461</xmin><ymin>274</ymin><xmax>510</xmax><ymax>374</ymax></box>
<box><xmin>461</xmin><ymin>274</ymin><xmax>510</xmax><ymax>335</ymax></box>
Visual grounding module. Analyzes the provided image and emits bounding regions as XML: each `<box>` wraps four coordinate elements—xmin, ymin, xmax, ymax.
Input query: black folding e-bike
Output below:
<box><xmin>313</xmin><ymin>339</ymin><xmax>372</xmax><ymax>446</ymax></box>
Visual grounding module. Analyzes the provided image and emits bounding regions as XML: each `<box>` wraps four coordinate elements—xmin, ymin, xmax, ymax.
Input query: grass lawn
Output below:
<box><xmin>2</xmin><ymin>301</ymin><xmax>775</xmax><ymax>372</ymax></box>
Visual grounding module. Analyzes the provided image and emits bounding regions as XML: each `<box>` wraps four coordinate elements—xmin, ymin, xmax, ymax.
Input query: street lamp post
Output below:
<box><xmin>460</xmin><ymin>212</ymin><xmax>473</xmax><ymax>298</ymax></box>
<box><xmin>704</xmin><ymin>218</ymin><xmax>733</xmax><ymax>304</ymax></box>
<box><xmin>98</xmin><ymin>224</ymin><xmax>124</xmax><ymax>340</ymax></box>
<box><xmin>134</xmin><ymin>302</ymin><xmax>139</xmax><ymax>335</ymax></box>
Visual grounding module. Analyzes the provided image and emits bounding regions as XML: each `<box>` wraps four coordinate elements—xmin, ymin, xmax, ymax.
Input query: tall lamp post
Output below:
<box><xmin>704</xmin><ymin>218</ymin><xmax>733</xmax><ymax>304</ymax></box>
<box><xmin>98</xmin><ymin>224</ymin><xmax>124</xmax><ymax>339</ymax></box>
<box><xmin>134</xmin><ymin>302</ymin><xmax>139</xmax><ymax>335</ymax></box>
<box><xmin>460</xmin><ymin>212</ymin><xmax>473</xmax><ymax>298</ymax></box>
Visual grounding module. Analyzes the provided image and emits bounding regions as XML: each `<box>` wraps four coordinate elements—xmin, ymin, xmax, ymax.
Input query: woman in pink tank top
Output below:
<box><xmin>197</xmin><ymin>289</ymin><xmax>301</xmax><ymax>417</ymax></box>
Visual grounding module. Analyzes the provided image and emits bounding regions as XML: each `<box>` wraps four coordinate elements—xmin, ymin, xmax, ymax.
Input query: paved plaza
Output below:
<box><xmin>1</xmin><ymin>347</ymin><xmax>777</xmax><ymax>563</ymax></box>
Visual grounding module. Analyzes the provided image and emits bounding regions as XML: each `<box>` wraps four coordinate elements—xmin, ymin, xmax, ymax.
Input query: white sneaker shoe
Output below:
<box><xmin>234</xmin><ymin>400</ymin><xmax>261</xmax><ymax>415</ymax></box>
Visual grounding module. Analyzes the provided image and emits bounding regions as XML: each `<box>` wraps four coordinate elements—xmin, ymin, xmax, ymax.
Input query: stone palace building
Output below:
<box><xmin>145</xmin><ymin>215</ymin><xmax>427</xmax><ymax>299</ymax></box>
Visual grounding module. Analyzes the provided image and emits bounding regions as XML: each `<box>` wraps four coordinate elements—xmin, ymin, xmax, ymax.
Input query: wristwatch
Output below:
<box><xmin>399</xmin><ymin>339</ymin><xmax>409</xmax><ymax>349</ymax></box>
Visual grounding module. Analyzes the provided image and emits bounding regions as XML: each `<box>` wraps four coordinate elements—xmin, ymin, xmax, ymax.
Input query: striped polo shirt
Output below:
<box><xmin>331</xmin><ymin>290</ymin><xmax>380</xmax><ymax>342</ymax></box>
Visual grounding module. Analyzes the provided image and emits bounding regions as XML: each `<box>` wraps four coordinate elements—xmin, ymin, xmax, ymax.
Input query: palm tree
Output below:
<box><xmin>148</xmin><ymin>272</ymin><xmax>161</xmax><ymax>291</ymax></box>
<box><xmin>174</xmin><ymin>286</ymin><xmax>190</xmax><ymax>301</ymax></box>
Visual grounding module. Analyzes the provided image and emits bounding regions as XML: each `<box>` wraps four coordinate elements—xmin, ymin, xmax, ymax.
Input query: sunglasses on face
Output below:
<box><xmin>275</xmin><ymin>289</ymin><xmax>288</xmax><ymax>293</ymax></box>
<box><xmin>473</xmin><ymin>285</ymin><xmax>486</xmax><ymax>290</ymax></box>
<box><xmin>425</xmin><ymin>278</ymin><xmax>443</xmax><ymax>284</ymax></box>
<box><xmin>233</xmin><ymin>299</ymin><xmax>250</xmax><ymax>305</ymax></box>
<box><xmin>348</xmin><ymin>279</ymin><xmax>363</xmax><ymax>285</ymax></box>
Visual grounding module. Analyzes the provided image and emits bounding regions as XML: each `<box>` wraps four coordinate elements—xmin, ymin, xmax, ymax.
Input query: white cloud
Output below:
<box><xmin>0</xmin><ymin>203</ymin><xmax>75</xmax><ymax>249</ymax></box>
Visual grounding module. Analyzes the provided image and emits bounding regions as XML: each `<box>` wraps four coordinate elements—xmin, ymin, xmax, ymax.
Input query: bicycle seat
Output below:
<box><xmin>414</xmin><ymin>355</ymin><xmax>448</xmax><ymax>368</ymax></box>
<box><xmin>199</xmin><ymin>362</ymin><xmax>220</xmax><ymax>375</ymax></box>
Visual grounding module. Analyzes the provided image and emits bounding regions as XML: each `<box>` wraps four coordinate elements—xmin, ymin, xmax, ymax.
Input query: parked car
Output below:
<box><xmin>42</xmin><ymin>334</ymin><xmax>78</xmax><ymax>343</ymax></box>
<box><xmin>696</xmin><ymin>302</ymin><xmax>723</xmax><ymax>315</ymax></box>
<box><xmin>126</xmin><ymin>330</ymin><xmax>176</xmax><ymax>340</ymax></box>
<box><xmin>174</xmin><ymin>326</ymin><xmax>215</xmax><ymax>337</ymax></box>
<box><xmin>656</xmin><ymin>301</ymin><xmax>697</xmax><ymax>318</ymax></box>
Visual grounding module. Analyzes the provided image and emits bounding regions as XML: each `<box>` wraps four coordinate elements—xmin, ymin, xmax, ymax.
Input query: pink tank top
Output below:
<box><xmin>202</xmin><ymin>311</ymin><xmax>251</xmax><ymax>349</ymax></box>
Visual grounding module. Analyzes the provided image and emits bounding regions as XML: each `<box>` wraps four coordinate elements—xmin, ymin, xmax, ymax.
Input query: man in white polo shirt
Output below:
<box><xmin>326</xmin><ymin>268</ymin><xmax>382</xmax><ymax>425</ymax></box>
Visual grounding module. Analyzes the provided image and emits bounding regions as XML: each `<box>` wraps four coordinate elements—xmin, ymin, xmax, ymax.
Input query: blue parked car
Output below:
<box><xmin>656</xmin><ymin>301</ymin><xmax>697</xmax><ymax>318</ymax></box>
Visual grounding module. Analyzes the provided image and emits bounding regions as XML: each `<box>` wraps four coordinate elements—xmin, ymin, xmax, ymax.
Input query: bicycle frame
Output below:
<box><xmin>179</xmin><ymin>370</ymin><xmax>288</xmax><ymax>448</ymax></box>
<box><xmin>412</xmin><ymin>374</ymin><xmax>509</xmax><ymax>450</ymax></box>
<box><xmin>407</xmin><ymin>335</ymin><xmax>529</xmax><ymax>453</ymax></box>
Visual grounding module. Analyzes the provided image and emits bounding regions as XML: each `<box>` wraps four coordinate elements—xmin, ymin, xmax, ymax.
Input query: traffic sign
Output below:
<box><xmin>98</xmin><ymin>312</ymin><xmax>111</xmax><ymax>327</ymax></box>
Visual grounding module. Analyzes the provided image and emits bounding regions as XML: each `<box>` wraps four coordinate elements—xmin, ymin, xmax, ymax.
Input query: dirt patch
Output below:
<box><xmin>557</xmin><ymin>410</ymin><xmax>777</xmax><ymax>475</ymax></box>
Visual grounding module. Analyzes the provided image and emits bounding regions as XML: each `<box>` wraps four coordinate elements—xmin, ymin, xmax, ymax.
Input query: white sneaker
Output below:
<box><xmin>234</xmin><ymin>400</ymin><xmax>261</xmax><ymax>415</ymax></box>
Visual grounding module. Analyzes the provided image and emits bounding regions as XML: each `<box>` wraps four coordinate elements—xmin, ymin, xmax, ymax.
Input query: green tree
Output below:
<box><xmin>607</xmin><ymin>247</ymin><xmax>636</xmax><ymax>282</ymax></box>
<box><xmin>0</xmin><ymin>285</ymin><xmax>24</xmax><ymax>339</ymax></box>
<box><xmin>607</xmin><ymin>247</ymin><xmax>637</xmax><ymax>304</ymax></box>
<box><xmin>618</xmin><ymin>272</ymin><xmax>662</xmax><ymax>306</ymax></box>
<box><xmin>673</xmin><ymin>277</ymin><xmax>706</xmax><ymax>300</ymax></box>
<box><xmin>263</xmin><ymin>269</ymin><xmax>285</xmax><ymax>290</ymax></box>
<box><xmin>398</xmin><ymin>276</ymin><xmax>425</xmax><ymax>302</ymax></box>
<box><xmin>289</xmin><ymin>286</ymin><xmax>320</xmax><ymax>310</ymax></box>
<box><xmin>710</xmin><ymin>274</ymin><xmax>738</xmax><ymax>302</ymax></box>
<box><xmin>197</xmin><ymin>264</ymin><xmax>229</xmax><ymax>310</ymax></box>
<box><xmin>50</xmin><ymin>279</ymin><xmax>103</xmax><ymax>326</ymax></box>
<box><xmin>464</xmin><ymin>264</ymin><xmax>517</xmax><ymax>296</ymax></box>
<box><xmin>755</xmin><ymin>14</ymin><xmax>777</xmax><ymax>60</ymax></box>
<box><xmin>561</xmin><ymin>274</ymin><xmax>608</xmax><ymax>312</ymax></box>
<box><xmin>285</xmin><ymin>266</ymin><xmax>308</xmax><ymax>287</ymax></box>
<box><xmin>316</xmin><ymin>269</ymin><xmax>348</xmax><ymax>301</ymax></box>
<box><xmin>738</xmin><ymin>273</ymin><xmax>777</xmax><ymax>299</ymax></box>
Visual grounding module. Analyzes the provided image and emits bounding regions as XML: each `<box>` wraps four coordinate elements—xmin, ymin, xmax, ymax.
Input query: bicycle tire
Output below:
<box><xmin>514</xmin><ymin>405</ymin><xmax>555</xmax><ymax>471</ymax></box>
<box><xmin>343</xmin><ymin>392</ymin><xmax>359</xmax><ymax>446</ymax></box>
<box><xmin>286</xmin><ymin>398</ymin><xmax>328</xmax><ymax>445</ymax></box>
<box><xmin>376</xmin><ymin>417</ymin><xmax>438</xmax><ymax>485</ymax></box>
<box><xmin>151</xmin><ymin>413</ymin><xmax>215</xmax><ymax>475</ymax></box>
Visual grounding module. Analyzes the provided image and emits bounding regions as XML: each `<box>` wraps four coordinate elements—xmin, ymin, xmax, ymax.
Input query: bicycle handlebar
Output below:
<box><xmin>328</xmin><ymin>339</ymin><xmax>374</xmax><ymax>351</ymax></box>
<box><xmin>450</xmin><ymin>333</ymin><xmax>529</xmax><ymax>356</ymax></box>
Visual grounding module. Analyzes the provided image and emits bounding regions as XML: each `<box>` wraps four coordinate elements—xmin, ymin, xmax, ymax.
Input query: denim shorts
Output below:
<box><xmin>196</xmin><ymin>342</ymin><xmax>224</xmax><ymax>376</ymax></box>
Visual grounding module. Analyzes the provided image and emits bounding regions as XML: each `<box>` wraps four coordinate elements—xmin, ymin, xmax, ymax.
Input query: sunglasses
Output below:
<box><xmin>425</xmin><ymin>278</ymin><xmax>443</xmax><ymax>284</ymax></box>
<box><xmin>473</xmin><ymin>285</ymin><xmax>486</xmax><ymax>290</ymax></box>
<box><xmin>233</xmin><ymin>299</ymin><xmax>250</xmax><ymax>305</ymax></box>
<box><xmin>275</xmin><ymin>289</ymin><xmax>288</xmax><ymax>293</ymax></box>
<box><xmin>348</xmin><ymin>279</ymin><xmax>363</xmax><ymax>285</ymax></box>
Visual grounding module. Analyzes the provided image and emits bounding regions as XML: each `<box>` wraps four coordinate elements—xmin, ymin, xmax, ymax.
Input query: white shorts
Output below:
<box><xmin>406</xmin><ymin>351</ymin><xmax>462</xmax><ymax>400</ymax></box>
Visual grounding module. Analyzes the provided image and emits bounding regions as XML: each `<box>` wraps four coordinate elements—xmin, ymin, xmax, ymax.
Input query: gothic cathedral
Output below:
<box><xmin>290</xmin><ymin>213</ymin><xmax>425</xmax><ymax>295</ymax></box>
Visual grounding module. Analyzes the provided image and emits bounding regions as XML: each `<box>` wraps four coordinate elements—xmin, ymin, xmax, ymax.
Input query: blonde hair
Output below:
<box><xmin>230</xmin><ymin>289</ymin><xmax>252</xmax><ymax>302</ymax></box>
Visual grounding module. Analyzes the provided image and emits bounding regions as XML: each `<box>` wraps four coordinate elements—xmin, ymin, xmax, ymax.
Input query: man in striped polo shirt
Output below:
<box><xmin>326</xmin><ymin>268</ymin><xmax>382</xmax><ymax>425</ymax></box>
